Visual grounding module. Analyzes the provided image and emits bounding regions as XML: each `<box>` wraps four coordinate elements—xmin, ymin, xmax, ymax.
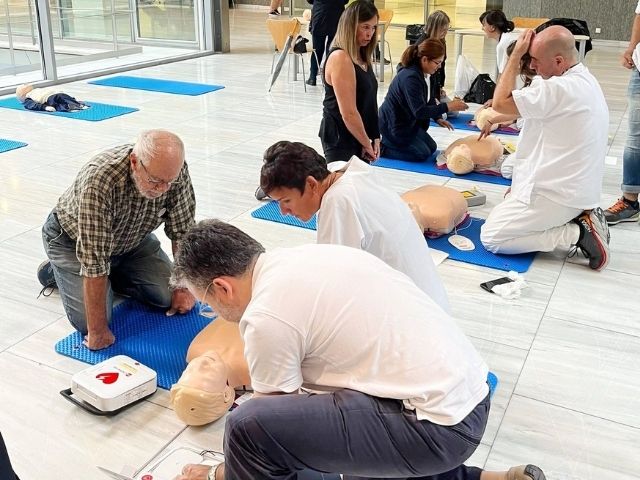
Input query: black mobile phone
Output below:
<box><xmin>480</xmin><ymin>276</ymin><xmax>515</xmax><ymax>293</ymax></box>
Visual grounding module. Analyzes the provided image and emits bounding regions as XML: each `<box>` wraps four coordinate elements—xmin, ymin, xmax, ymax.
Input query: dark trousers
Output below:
<box><xmin>321</xmin><ymin>141</ymin><xmax>362</xmax><ymax>164</ymax></box>
<box><xmin>309</xmin><ymin>31</ymin><xmax>335</xmax><ymax>79</ymax></box>
<box><xmin>0</xmin><ymin>433</ymin><xmax>19</xmax><ymax>480</ymax></box>
<box><xmin>381</xmin><ymin>129</ymin><xmax>437</xmax><ymax>162</ymax></box>
<box><xmin>223</xmin><ymin>389</ymin><xmax>489</xmax><ymax>480</ymax></box>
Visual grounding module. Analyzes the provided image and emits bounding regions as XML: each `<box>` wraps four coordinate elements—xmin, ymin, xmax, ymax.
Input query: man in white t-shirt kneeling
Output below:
<box><xmin>259</xmin><ymin>140</ymin><xmax>449</xmax><ymax>313</ymax></box>
<box><xmin>480</xmin><ymin>26</ymin><xmax>611</xmax><ymax>271</ymax></box>
<box><xmin>172</xmin><ymin>219</ymin><xmax>546</xmax><ymax>480</ymax></box>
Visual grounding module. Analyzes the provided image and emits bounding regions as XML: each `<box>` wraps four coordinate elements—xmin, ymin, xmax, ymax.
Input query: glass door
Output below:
<box><xmin>135</xmin><ymin>0</ymin><xmax>199</xmax><ymax>42</ymax></box>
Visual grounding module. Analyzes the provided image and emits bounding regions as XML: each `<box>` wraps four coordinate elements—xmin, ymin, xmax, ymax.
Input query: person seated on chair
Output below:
<box><xmin>38</xmin><ymin>129</ymin><xmax>197</xmax><ymax>350</ymax></box>
<box><xmin>260</xmin><ymin>140</ymin><xmax>450</xmax><ymax>312</ymax></box>
<box><xmin>379</xmin><ymin>38</ymin><xmax>468</xmax><ymax>162</ymax></box>
<box><xmin>480</xmin><ymin>27</ymin><xmax>611</xmax><ymax>271</ymax></box>
<box><xmin>16</xmin><ymin>83</ymin><xmax>89</xmax><ymax>112</ymax></box>
<box><xmin>171</xmin><ymin>219</ymin><xmax>547</xmax><ymax>480</ymax></box>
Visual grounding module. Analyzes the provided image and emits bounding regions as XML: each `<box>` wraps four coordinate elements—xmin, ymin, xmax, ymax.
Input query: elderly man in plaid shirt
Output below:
<box><xmin>39</xmin><ymin>129</ymin><xmax>196</xmax><ymax>350</ymax></box>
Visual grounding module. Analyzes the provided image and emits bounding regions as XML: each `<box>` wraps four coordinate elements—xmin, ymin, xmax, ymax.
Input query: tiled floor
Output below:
<box><xmin>1</xmin><ymin>10</ymin><xmax>639</xmax><ymax>480</ymax></box>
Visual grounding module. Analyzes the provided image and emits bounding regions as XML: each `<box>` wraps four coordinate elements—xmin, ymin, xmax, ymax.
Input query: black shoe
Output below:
<box><xmin>268</xmin><ymin>9</ymin><xmax>280</xmax><ymax>15</ymax></box>
<box><xmin>37</xmin><ymin>260</ymin><xmax>57</xmax><ymax>297</ymax></box>
<box><xmin>507</xmin><ymin>464</ymin><xmax>546</xmax><ymax>480</ymax></box>
<box><xmin>571</xmin><ymin>207</ymin><xmax>610</xmax><ymax>271</ymax></box>
<box><xmin>305</xmin><ymin>78</ymin><xmax>316</xmax><ymax>86</ymax></box>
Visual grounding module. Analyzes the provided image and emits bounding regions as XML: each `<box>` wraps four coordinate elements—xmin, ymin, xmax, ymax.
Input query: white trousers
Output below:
<box><xmin>481</xmin><ymin>194</ymin><xmax>583</xmax><ymax>254</ymax></box>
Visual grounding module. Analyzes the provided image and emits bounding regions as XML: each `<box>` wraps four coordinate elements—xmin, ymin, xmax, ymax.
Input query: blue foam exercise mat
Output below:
<box><xmin>426</xmin><ymin>217</ymin><xmax>536</xmax><ymax>273</ymax></box>
<box><xmin>251</xmin><ymin>201</ymin><xmax>318</xmax><ymax>230</ymax></box>
<box><xmin>0</xmin><ymin>138</ymin><xmax>27</xmax><ymax>153</ymax></box>
<box><xmin>54</xmin><ymin>300</ymin><xmax>212</xmax><ymax>389</ymax></box>
<box><xmin>89</xmin><ymin>76</ymin><xmax>225</xmax><ymax>95</ymax></box>
<box><xmin>373</xmin><ymin>152</ymin><xmax>512</xmax><ymax>186</ymax></box>
<box><xmin>487</xmin><ymin>371</ymin><xmax>498</xmax><ymax>399</ymax></box>
<box><xmin>0</xmin><ymin>97</ymin><xmax>138</xmax><ymax>121</ymax></box>
<box><xmin>432</xmin><ymin>112</ymin><xmax>520</xmax><ymax>136</ymax></box>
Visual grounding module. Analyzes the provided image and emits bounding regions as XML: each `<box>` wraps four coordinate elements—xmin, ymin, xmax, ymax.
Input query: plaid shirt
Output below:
<box><xmin>55</xmin><ymin>144</ymin><xmax>196</xmax><ymax>277</ymax></box>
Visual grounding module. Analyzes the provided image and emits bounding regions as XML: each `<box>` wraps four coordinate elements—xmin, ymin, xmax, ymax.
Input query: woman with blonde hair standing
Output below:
<box><xmin>319</xmin><ymin>0</ymin><xmax>380</xmax><ymax>163</ymax></box>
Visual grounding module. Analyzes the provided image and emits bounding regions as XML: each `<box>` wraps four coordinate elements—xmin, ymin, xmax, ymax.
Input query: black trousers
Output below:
<box><xmin>223</xmin><ymin>389</ymin><xmax>489</xmax><ymax>479</ymax></box>
<box><xmin>0</xmin><ymin>433</ymin><xmax>19</xmax><ymax>480</ymax></box>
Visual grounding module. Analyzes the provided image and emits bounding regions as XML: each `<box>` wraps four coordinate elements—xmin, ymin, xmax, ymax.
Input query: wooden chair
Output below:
<box><xmin>266</xmin><ymin>18</ymin><xmax>307</xmax><ymax>92</ymax></box>
<box><xmin>512</xmin><ymin>17</ymin><xmax>549</xmax><ymax>29</ymax></box>
<box><xmin>377</xmin><ymin>9</ymin><xmax>395</xmax><ymax>77</ymax></box>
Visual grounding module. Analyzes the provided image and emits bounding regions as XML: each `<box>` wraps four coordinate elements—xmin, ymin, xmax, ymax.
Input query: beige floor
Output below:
<box><xmin>0</xmin><ymin>9</ymin><xmax>639</xmax><ymax>480</ymax></box>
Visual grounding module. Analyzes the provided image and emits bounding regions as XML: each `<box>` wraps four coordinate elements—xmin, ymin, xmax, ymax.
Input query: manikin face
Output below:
<box><xmin>357</xmin><ymin>17</ymin><xmax>378</xmax><ymax>47</ymax></box>
<box><xmin>268</xmin><ymin>179</ymin><xmax>322</xmax><ymax>222</ymax></box>
<box><xmin>179</xmin><ymin>350</ymin><xmax>228</xmax><ymax>392</ymax></box>
<box><xmin>421</xmin><ymin>55</ymin><xmax>445</xmax><ymax>75</ymax></box>
<box><xmin>130</xmin><ymin>152</ymin><xmax>182</xmax><ymax>200</ymax></box>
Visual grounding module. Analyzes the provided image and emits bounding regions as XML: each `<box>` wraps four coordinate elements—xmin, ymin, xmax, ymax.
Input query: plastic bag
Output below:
<box><xmin>453</xmin><ymin>54</ymin><xmax>480</xmax><ymax>99</ymax></box>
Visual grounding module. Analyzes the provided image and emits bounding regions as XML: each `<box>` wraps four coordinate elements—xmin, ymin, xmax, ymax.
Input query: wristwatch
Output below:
<box><xmin>207</xmin><ymin>465</ymin><xmax>218</xmax><ymax>480</ymax></box>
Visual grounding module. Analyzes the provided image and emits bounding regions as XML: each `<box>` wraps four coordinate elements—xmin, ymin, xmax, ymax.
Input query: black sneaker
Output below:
<box><xmin>268</xmin><ymin>9</ymin><xmax>280</xmax><ymax>15</ymax></box>
<box><xmin>604</xmin><ymin>197</ymin><xmax>640</xmax><ymax>225</ymax></box>
<box><xmin>571</xmin><ymin>207</ymin><xmax>610</xmax><ymax>271</ymax></box>
<box><xmin>37</xmin><ymin>260</ymin><xmax>57</xmax><ymax>297</ymax></box>
<box><xmin>507</xmin><ymin>464</ymin><xmax>546</xmax><ymax>480</ymax></box>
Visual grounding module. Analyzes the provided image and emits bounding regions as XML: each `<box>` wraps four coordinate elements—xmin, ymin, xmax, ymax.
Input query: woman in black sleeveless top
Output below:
<box><xmin>319</xmin><ymin>0</ymin><xmax>380</xmax><ymax>163</ymax></box>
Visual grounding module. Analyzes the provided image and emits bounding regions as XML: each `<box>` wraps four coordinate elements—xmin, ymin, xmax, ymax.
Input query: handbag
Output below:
<box><xmin>463</xmin><ymin>74</ymin><xmax>497</xmax><ymax>104</ymax></box>
<box><xmin>293</xmin><ymin>35</ymin><xmax>309</xmax><ymax>54</ymax></box>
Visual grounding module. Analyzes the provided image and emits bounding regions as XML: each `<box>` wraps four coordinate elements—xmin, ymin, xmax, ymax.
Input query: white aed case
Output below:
<box><xmin>65</xmin><ymin>355</ymin><xmax>157</xmax><ymax>414</ymax></box>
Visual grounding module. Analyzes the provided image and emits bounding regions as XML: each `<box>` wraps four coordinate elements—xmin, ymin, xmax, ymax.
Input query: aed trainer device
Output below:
<box><xmin>460</xmin><ymin>188</ymin><xmax>487</xmax><ymax>207</ymax></box>
<box><xmin>61</xmin><ymin>355</ymin><xmax>157</xmax><ymax>415</ymax></box>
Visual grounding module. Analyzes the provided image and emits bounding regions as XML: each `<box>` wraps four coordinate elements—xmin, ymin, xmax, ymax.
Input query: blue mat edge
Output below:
<box><xmin>0</xmin><ymin>97</ymin><xmax>138</xmax><ymax>122</ymax></box>
<box><xmin>0</xmin><ymin>139</ymin><xmax>28</xmax><ymax>153</ymax></box>
<box><xmin>251</xmin><ymin>201</ymin><xmax>318</xmax><ymax>230</ymax></box>
<box><xmin>89</xmin><ymin>76</ymin><xmax>225</xmax><ymax>96</ymax></box>
<box><xmin>432</xmin><ymin>112</ymin><xmax>520</xmax><ymax>136</ymax></box>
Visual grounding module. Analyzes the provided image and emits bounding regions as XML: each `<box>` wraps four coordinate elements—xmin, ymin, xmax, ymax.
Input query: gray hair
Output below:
<box><xmin>132</xmin><ymin>129</ymin><xmax>184</xmax><ymax>165</ymax></box>
<box><xmin>172</xmin><ymin>219</ymin><xmax>266</xmax><ymax>292</ymax></box>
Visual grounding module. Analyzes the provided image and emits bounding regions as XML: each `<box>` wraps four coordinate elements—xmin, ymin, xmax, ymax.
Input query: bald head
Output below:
<box><xmin>529</xmin><ymin>26</ymin><xmax>578</xmax><ymax>79</ymax></box>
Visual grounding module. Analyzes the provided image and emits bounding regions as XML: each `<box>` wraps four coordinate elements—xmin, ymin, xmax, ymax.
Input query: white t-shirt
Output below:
<box><xmin>633</xmin><ymin>1</ymin><xmax>640</xmax><ymax>68</ymax></box>
<box><xmin>240</xmin><ymin>245</ymin><xmax>489</xmax><ymax>426</ymax></box>
<box><xmin>511</xmin><ymin>63</ymin><xmax>608</xmax><ymax>208</ymax></box>
<box><xmin>317</xmin><ymin>157</ymin><xmax>450</xmax><ymax>313</ymax></box>
<box><xmin>497</xmin><ymin>32</ymin><xmax>520</xmax><ymax>73</ymax></box>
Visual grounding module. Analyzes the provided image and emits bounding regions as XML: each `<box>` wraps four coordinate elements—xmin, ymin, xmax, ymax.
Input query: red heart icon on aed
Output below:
<box><xmin>96</xmin><ymin>372</ymin><xmax>119</xmax><ymax>384</ymax></box>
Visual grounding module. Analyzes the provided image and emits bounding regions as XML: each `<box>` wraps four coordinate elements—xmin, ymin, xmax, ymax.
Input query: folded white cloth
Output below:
<box><xmin>492</xmin><ymin>271</ymin><xmax>528</xmax><ymax>299</ymax></box>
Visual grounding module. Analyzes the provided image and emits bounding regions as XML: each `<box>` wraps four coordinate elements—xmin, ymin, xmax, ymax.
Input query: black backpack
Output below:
<box><xmin>463</xmin><ymin>74</ymin><xmax>496</xmax><ymax>104</ymax></box>
<box><xmin>536</xmin><ymin>18</ymin><xmax>592</xmax><ymax>57</ymax></box>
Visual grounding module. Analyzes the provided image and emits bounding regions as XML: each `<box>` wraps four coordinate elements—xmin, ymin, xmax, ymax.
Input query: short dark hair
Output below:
<box><xmin>172</xmin><ymin>219</ymin><xmax>265</xmax><ymax>292</ymax></box>
<box><xmin>479</xmin><ymin>10</ymin><xmax>514</xmax><ymax>33</ymax></box>
<box><xmin>260</xmin><ymin>141</ymin><xmax>330</xmax><ymax>195</ymax></box>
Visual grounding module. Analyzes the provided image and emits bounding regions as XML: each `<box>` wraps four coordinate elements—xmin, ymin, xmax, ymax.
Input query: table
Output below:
<box><xmin>454</xmin><ymin>28</ymin><xmax>590</xmax><ymax>79</ymax></box>
<box><xmin>377</xmin><ymin>20</ymin><xmax>388</xmax><ymax>83</ymax></box>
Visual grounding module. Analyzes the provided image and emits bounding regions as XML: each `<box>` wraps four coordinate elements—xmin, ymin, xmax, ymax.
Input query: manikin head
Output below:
<box><xmin>474</xmin><ymin>108</ymin><xmax>500</xmax><ymax>133</ymax></box>
<box><xmin>260</xmin><ymin>141</ymin><xmax>331</xmax><ymax>222</ymax></box>
<box><xmin>129</xmin><ymin>129</ymin><xmax>185</xmax><ymax>200</ymax></box>
<box><xmin>170</xmin><ymin>350</ymin><xmax>234</xmax><ymax>426</ymax></box>
<box><xmin>528</xmin><ymin>26</ymin><xmax>578</xmax><ymax>79</ymax></box>
<box><xmin>172</xmin><ymin>219</ymin><xmax>265</xmax><ymax>323</ymax></box>
<box><xmin>15</xmin><ymin>84</ymin><xmax>34</xmax><ymax>103</ymax></box>
<box><xmin>447</xmin><ymin>144</ymin><xmax>474</xmax><ymax>175</ymax></box>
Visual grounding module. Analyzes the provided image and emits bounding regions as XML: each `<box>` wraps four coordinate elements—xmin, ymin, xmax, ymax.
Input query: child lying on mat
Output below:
<box><xmin>16</xmin><ymin>83</ymin><xmax>90</xmax><ymax>112</ymax></box>
<box><xmin>437</xmin><ymin>134</ymin><xmax>516</xmax><ymax>177</ymax></box>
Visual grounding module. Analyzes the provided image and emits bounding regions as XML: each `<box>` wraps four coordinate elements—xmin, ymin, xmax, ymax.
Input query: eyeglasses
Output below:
<box><xmin>430</xmin><ymin>59</ymin><xmax>443</xmax><ymax>66</ymax></box>
<box><xmin>139</xmin><ymin>160</ymin><xmax>182</xmax><ymax>188</ymax></box>
<box><xmin>199</xmin><ymin>281</ymin><xmax>217</xmax><ymax>319</ymax></box>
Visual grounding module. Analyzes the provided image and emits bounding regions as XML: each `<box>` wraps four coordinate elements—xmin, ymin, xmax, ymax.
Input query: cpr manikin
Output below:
<box><xmin>438</xmin><ymin>134</ymin><xmax>513</xmax><ymax>176</ymax></box>
<box><xmin>401</xmin><ymin>185</ymin><xmax>469</xmax><ymax>237</ymax></box>
<box><xmin>474</xmin><ymin>107</ymin><xmax>521</xmax><ymax>133</ymax></box>
<box><xmin>15</xmin><ymin>83</ymin><xmax>89</xmax><ymax>112</ymax></box>
<box><xmin>170</xmin><ymin>319</ymin><xmax>250</xmax><ymax>426</ymax></box>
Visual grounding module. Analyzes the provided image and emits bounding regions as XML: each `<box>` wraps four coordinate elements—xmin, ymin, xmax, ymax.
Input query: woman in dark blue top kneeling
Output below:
<box><xmin>379</xmin><ymin>38</ymin><xmax>468</xmax><ymax>162</ymax></box>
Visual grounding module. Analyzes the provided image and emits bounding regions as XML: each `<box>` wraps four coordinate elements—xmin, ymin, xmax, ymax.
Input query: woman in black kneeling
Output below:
<box><xmin>379</xmin><ymin>38</ymin><xmax>468</xmax><ymax>162</ymax></box>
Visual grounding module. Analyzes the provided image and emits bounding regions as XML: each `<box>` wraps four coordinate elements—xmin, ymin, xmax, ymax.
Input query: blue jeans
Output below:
<box><xmin>41</xmin><ymin>211</ymin><xmax>173</xmax><ymax>334</ymax></box>
<box><xmin>381</xmin><ymin>129</ymin><xmax>437</xmax><ymax>162</ymax></box>
<box><xmin>223</xmin><ymin>389</ymin><xmax>489</xmax><ymax>480</ymax></box>
<box><xmin>623</xmin><ymin>70</ymin><xmax>640</xmax><ymax>193</ymax></box>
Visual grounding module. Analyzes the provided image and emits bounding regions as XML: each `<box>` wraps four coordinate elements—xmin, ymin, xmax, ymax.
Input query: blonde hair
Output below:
<box><xmin>331</xmin><ymin>0</ymin><xmax>379</xmax><ymax>66</ymax></box>
<box><xmin>424</xmin><ymin>10</ymin><xmax>450</xmax><ymax>39</ymax></box>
